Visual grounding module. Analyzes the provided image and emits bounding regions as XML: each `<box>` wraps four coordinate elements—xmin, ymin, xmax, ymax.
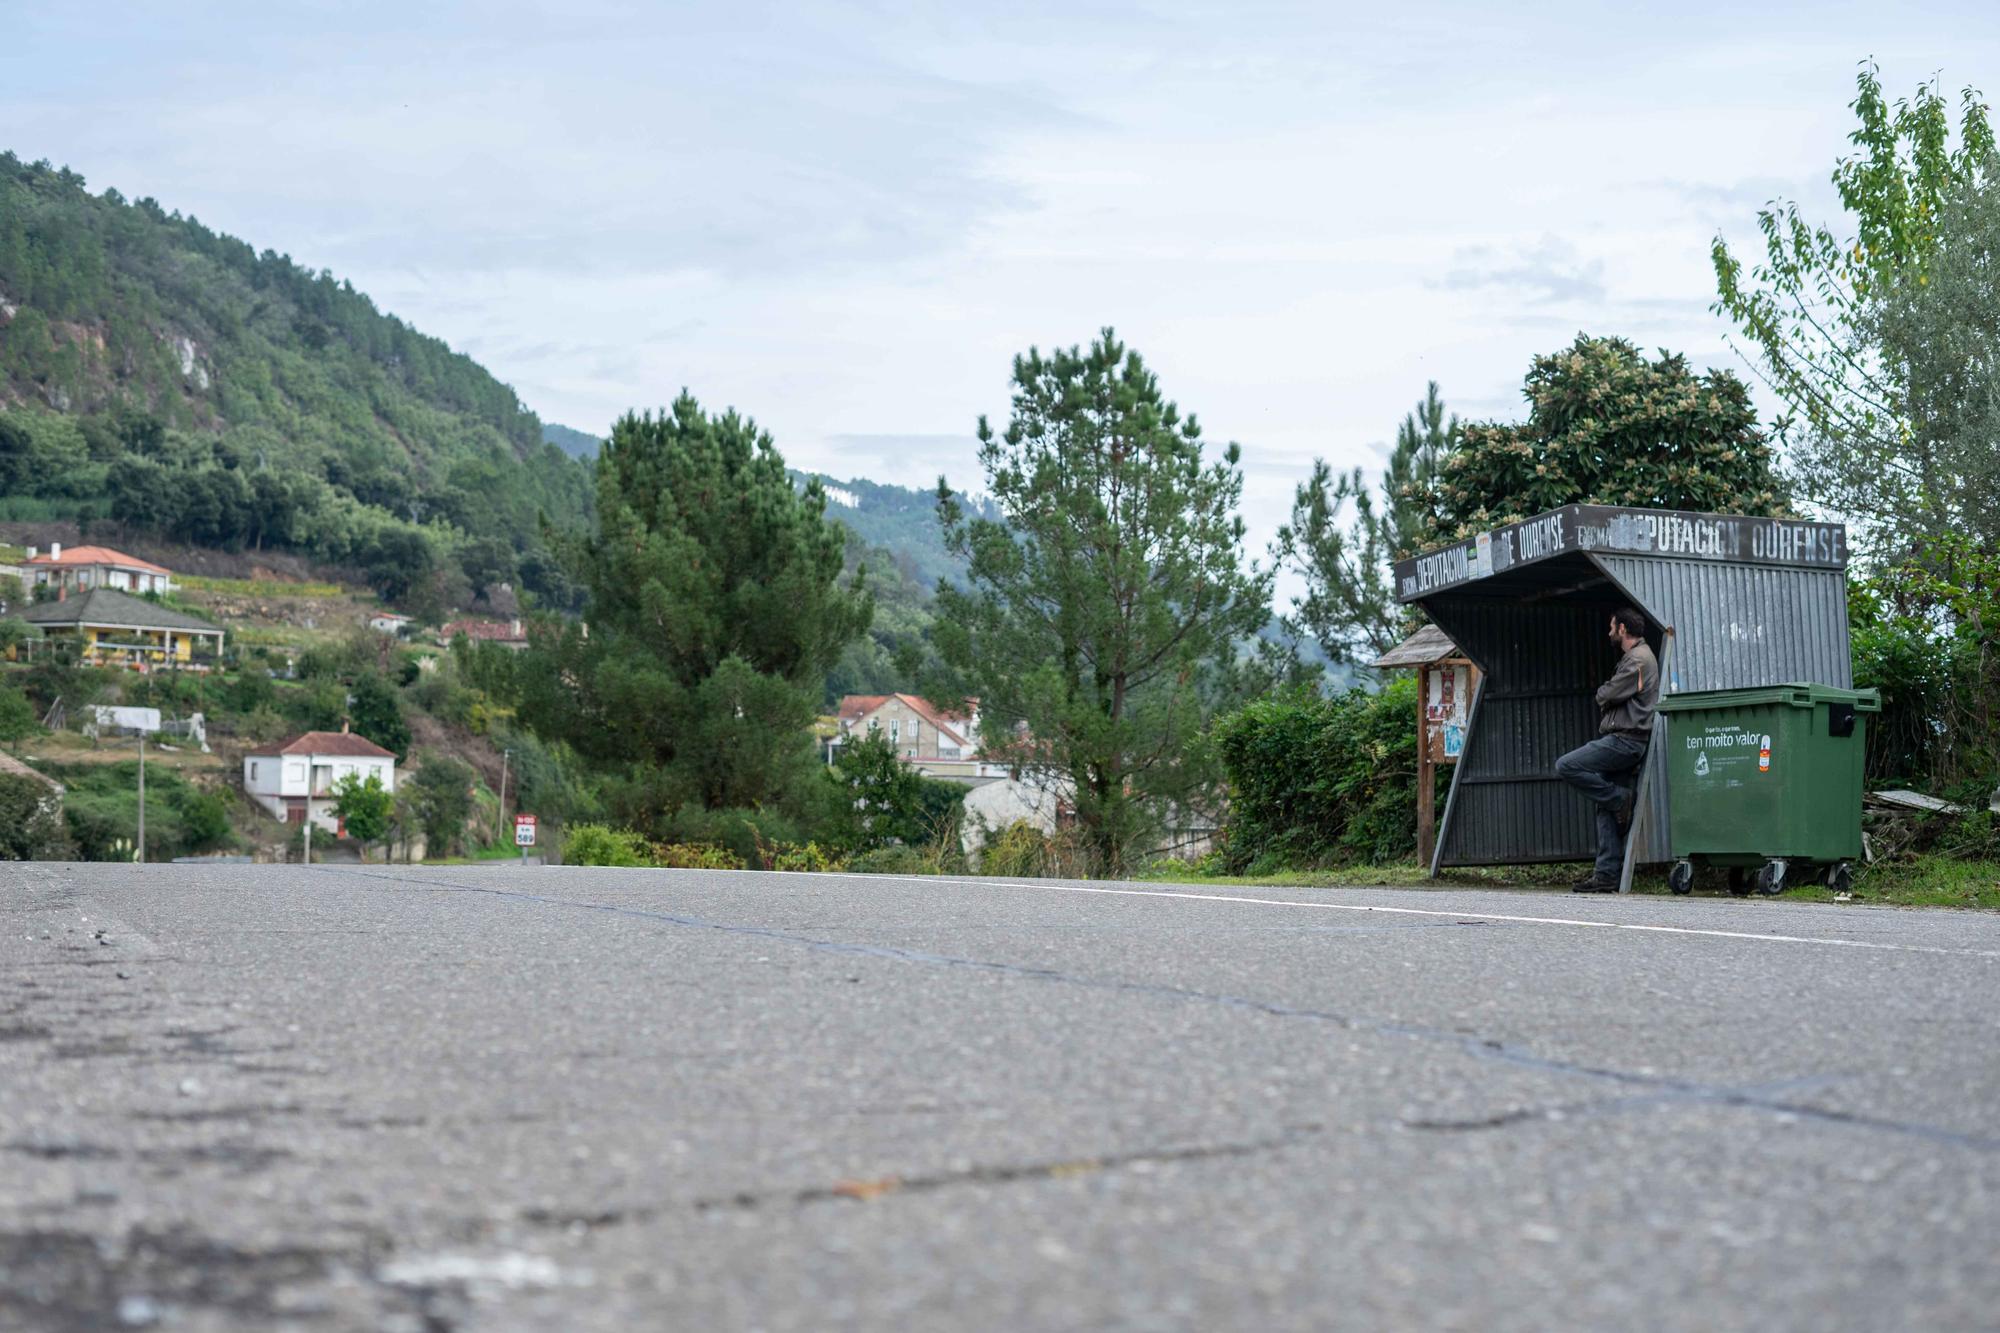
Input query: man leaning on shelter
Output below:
<box><xmin>1554</xmin><ymin>606</ymin><xmax>1659</xmax><ymax>893</ymax></box>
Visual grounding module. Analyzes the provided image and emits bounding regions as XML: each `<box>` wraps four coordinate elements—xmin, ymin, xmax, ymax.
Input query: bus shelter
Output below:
<box><xmin>1393</xmin><ymin>505</ymin><xmax>1852</xmax><ymax>891</ymax></box>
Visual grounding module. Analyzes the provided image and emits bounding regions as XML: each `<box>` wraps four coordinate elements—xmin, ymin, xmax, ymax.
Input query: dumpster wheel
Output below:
<box><xmin>1825</xmin><ymin>863</ymin><xmax>1854</xmax><ymax>894</ymax></box>
<box><xmin>1754</xmin><ymin>859</ymin><xmax>1788</xmax><ymax>896</ymax></box>
<box><xmin>1668</xmin><ymin>861</ymin><xmax>1694</xmax><ymax>895</ymax></box>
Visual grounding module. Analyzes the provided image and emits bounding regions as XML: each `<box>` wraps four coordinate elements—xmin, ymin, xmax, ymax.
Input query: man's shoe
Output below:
<box><xmin>1571</xmin><ymin>877</ymin><xmax>1617</xmax><ymax>894</ymax></box>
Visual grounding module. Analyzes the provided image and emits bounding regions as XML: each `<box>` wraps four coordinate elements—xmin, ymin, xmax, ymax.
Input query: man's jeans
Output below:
<box><xmin>1554</xmin><ymin>733</ymin><xmax>1648</xmax><ymax>881</ymax></box>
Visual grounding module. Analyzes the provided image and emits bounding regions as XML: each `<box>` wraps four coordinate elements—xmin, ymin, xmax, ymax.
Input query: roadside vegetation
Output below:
<box><xmin>2</xmin><ymin>65</ymin><xmax>1994</xmax><ymax>900</ymax></box>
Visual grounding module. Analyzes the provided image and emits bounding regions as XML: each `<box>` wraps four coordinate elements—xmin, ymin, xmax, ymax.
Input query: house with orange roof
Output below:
<box><xmin>242</xmin><ymin>728</ymin><xmax>399</xmax><ymax>833</ymax></box>
<box><xmin>22</xmin><ymin>542</ymin><xmax>175</xmax><ymax>596</ymax></box>
<box><xmin>440</xmin><ymin>617</ymin><xmax>529</xmax><ymax>650</ymax></box>
<box><xmin>830</xmin><ymin>693</ymin><xmax>1011</xmax><ymax>783</ymax></box>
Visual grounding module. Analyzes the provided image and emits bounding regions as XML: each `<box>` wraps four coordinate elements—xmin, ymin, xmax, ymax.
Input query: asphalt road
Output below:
<box><xmin>5</xmin><ymin>863</ymin><xmax>2000</xmax><ymax>1332</ymax></box>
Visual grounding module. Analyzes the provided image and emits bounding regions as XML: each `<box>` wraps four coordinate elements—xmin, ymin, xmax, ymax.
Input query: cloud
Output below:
<box><xmin>1437</xmin><ymin>236</ymin><xmax>1608</xmax><ymax>306</ymax></box>
<box><xmin>819</xmin><ymin>433</ymin><xmax>984</xmax><ymax>486</ymax></box>
<box><xmin>1</xmin><ymin>6</ymin><xmax>1070</xmax><ymax>283</ymax></box>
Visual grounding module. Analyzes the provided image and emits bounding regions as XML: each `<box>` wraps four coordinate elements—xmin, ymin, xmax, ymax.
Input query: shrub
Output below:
<box><xmin>0</xmin><ymin>769</ymin><xmax>69</xmax><ymax>860</ymax></box>
<box><xmin>1214</xmin><ymin>677</ymin><xmax>1419</xmax><ymax>872</ymax></box>
<box><xmin>980</xmin><ymin>820</ymin><xmax>1053</xmax><ymax>877</ymax></box>
<box><xmin>822</xmin><ymin>732</ymin><xmax>967</xmax><ymax>853</ymax></box>
<box><xmin>174</xmin><ymin>787</ymin><xmax>236</xmax><ymax>853</ymax></box>
<box><xmin>0</xmin><ymin>681</ymin><xmax>40</xmax><ymax>743</ymax></box>
<box><xmin>492</xmin><ymin>725</ymin><xmax>601</xmax><ymax>827</ymax></box>
<box><xmin>847</xmin><ymin>844</ymin><xmax>931</xmax><ymax>875</ymax></box>
<box><xmin>348</xmin><ymin>671</ymin><xmax>410</xmax><ymax>759</ymax></box>
<box><xmin>651</xmin><ymin>842</ymin><xmax>745</xmax><ymax>870</ymax></box>
<box><xmin>55</xmin><ymin>762</ymin><xmax>188</xmax><ymax>861</ymax></box>
<box><xmin>408</xmin><ymin>756</ymin><xmax>475</xmax><ymax>857</ymax></box>
<box><xmin>562</xmin><ymin>823</ymin><xmax>651</xmax><ymax>867</ymax></box>
<box><xmin>771</xmin><ymin>841</ymin><xmax>845</xmax><ymax>873</ymax></box>
<box><xmin>663</xmin><ymin>806</ymin><xmax>805</xmax><ymax>869</ymax></box>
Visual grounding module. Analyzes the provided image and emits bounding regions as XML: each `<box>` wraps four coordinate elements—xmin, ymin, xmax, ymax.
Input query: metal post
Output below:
<box><xmin>303</xmin><ymin>811</ymin><xmax>311</xmax><ymax>866</ymax></box>
<box><xmin>1416</xmin><ymin>666</ymin><xmax>1435</xmax><ymax>872</ymax></box>
<box><xmin>498</xmin><ymin>748</ymin><xmax>511</xmax><ymax>842</ymax></box>
<box><xmin>136</xmin><ymin>733</ymin><xmax>145</xmax><ymax>865</ymax></box>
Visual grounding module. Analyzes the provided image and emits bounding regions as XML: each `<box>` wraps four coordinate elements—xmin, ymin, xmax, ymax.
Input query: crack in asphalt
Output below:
<box><xmin>313</xmin><ymin>868</ymin><xmax>2000</xmax><ymax>1154</ymax></box>
<box><xmin>522</xmin><ymin>1125</ymin><xmax>1325</xmax><ymax>1230</ymax></box>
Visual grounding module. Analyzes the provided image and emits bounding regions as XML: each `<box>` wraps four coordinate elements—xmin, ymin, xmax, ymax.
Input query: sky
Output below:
<box><xmin>4</xmin><ymin>1</ymin><xmax>1998</xmax><ymax>569</ymax></box>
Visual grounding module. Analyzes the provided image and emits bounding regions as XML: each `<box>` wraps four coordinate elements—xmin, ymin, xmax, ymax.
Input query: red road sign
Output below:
<box><xmin>513</xmin><ymin>814</ymin><xmax>538</xmax><ymax>847</ymax></box>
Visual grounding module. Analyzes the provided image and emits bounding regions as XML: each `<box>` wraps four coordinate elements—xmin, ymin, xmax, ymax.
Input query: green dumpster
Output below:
<box><xmin>1657</xmin><ymin>683</ymin><xmax>1881</xmax><ymax>896</ymax></box>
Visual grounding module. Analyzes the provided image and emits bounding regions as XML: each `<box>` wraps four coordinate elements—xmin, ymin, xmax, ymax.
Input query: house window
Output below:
<box><xmin>889</xmin><ymin>721</ymin><xmax>900</xmax><ymax>745</ymax></box>
<box><xmin>910</xmin><ymin>720</ymin><xmax>920</xmax><ymax>748</ymax></box>
<box><xmin>250</xmin><ymin>762</ymin><xmax>260</xmax><ymax>782</ymax></box>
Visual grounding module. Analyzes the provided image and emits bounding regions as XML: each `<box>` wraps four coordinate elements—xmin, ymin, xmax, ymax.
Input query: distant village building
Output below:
<box><xmin>369</xmin><ymin>612</ymin><xmax>415</xmax><ymax>636</ymax></box>
<box><xmin>441</xmin><ymin>617</ymin><xmax>528</xmax><ymax>651</ymax></box>
<box><xmin>22</xmin><ymin>543</ymin><xmax>175</xmax><ymax>596</ymax></box>
<box><xmin>13</xmin><ymin>588</ymin><xmax>224</xmax><ymax>672</ymax></box>
<box><xmin>242</xmin><ymin>729</ymin><xmax>398</xmax><ymax>834</ymax></box>
<box><xmin>830</xmin><ymin>693</ymin><xmax>1012</xmax><ymax>784</ymax></box>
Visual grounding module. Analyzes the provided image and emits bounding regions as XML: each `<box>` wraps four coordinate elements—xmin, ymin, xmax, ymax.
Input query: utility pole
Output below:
<box><xmin>303</xmin><ymin>814</ymin><xmax>311</xmax><ymax>866</ymax></box>
<box><xmin>136</xmin><ymin>733</ymin><xmax>145</xmax><ymax>865</ymax></box>
<box><xmin>498</xmin><ymin>748</ymin><xmax>512</xmax><ymax>840</ymax></box>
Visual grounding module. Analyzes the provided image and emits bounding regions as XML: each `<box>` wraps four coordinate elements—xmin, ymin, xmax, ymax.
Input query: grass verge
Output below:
<box><xmin>1139</xmin><ymin>855</ymin><xmax>2000</xmax><ymax>908</ymax></box>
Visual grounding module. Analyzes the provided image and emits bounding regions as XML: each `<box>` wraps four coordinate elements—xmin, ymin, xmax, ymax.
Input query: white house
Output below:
<box><xmin>243</xmin><ymin>729</ymin><xmax>397</xmax><ymax>834</ymax></box>
<box><xmin>22</xmin><ymin>543</ymin><xmax>175</xmax><ymax>595</ymax></box>
<box><xmin>368</xmin><ymin>612</ymin><xmax>415</xmax><ymax>636</ymax></box>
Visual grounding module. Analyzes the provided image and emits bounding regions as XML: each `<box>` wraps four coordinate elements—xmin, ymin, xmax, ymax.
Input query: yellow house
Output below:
<box><xmin>15</xmin><ymin>587</ymin><xmax>225</xmax><ymax>672</ymax></box>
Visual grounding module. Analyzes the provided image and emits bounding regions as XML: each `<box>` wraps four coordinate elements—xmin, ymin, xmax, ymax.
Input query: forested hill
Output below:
<box><xmin>0</xmin><ymin>152</ymin><xmax>591</xmax><ymax>610</ymax></box>
<box><xmin>796</xmin><ymin>471</ymin><xmax>1001</xmax><ymax>590</ymax></box>
<box><xmin>541</xmin><ymin>422</ymin><xmax>601</xmax><ymax>459</ymax></box>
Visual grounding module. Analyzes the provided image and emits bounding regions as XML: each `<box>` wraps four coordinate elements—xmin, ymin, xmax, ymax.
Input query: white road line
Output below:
<box><xmin>787</xmin><ymin>871</ymin><xmax>2000</xmax><ymax>960</ymax></box>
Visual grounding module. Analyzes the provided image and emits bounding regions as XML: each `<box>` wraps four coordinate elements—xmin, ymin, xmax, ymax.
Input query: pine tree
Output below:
<box><xmin>526</xmin><ymin>393</ymin><xmax>872</xmax><ymax>826</ymax></box>
<box><xmin>1277</xmin><ymin>382</ymin><xmax>1458</xmax><ymax>664</ymax></box>
<box><xmin>935</xmin><ymin>330</ymin><xmax>1272</xmax><ymax>875</ymax></box>
<box><xmin>1383</xmin><ymin>381</ymin><xmax>1456</xmax><ymax>558</ymax></box>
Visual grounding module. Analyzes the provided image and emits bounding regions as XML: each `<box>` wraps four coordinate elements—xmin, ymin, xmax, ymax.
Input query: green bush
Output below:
<box><xmin>771</xmin><ymin>841</ymin><xmax>845</xmax><ymax>873</ymax></box>
<box><xmin>846</xmin><ymin>844</ymin><xmax>933</xmax><ymax>875</ymax></box>
<box><xmin>56</xmin><ymin>762</ymin><xmax>190</xmax><ymax>862</ymax></box>
<box><xmin>174</xmin><ymin>787</ymin><xmax>236</xmax><ymax>853</ymax></box>
<box><xmin>0</xmin><ymin>681</ymin><xmax>39</xmax><ymax>743</ymax></box>
<box><xmin>283</xmin><ymin>678</ymin><xmax>347</xmax><ymax>732</ymax></box>
<box><xmin>1214</xmin><ymin>677</ymin><xmax>1419</xmax><ymax>872</ymax></box>
<box><xmin>492</xmin><ymin>725</ymin><xmax>601</xmax><ymax>828</ymax></box>
<box><xmin>562</xmin><ymin>823</ymin><xmax>651</xmax><ymax>867</ymax></box>
<box><xmin>652</xmin><ymin>842</ymin><xmax>745</xmax><ymax>870</ymax></box>
<box><xmin>979</xmin><ymin>820</ymin><xmax>1053</xmax><ymax>878</ymax></box>
<box><xmin>662</xmin><ymin>806</ymin><xmax>805</xmax><ymax>869</ymax></box>
<box><xmin>820</xmin><ymin>732</ymin><xmax>967</xmax><ymax>853</ymax></box>
<box><xmin>408</xmin><ymin>756</ymin><xmax>475</xmax><ymax>858</ymax></box>
<box><xmin>0</xmin><ymin>769</ymin><xmax>69</xmax><ymax>859</ymax></box>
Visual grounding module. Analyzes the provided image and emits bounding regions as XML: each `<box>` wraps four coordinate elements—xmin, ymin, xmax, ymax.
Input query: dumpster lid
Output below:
<box><xmin>1657</xmin><ymin>682</ymin><xmax>1881</xmax><ymax>712</ymax></box>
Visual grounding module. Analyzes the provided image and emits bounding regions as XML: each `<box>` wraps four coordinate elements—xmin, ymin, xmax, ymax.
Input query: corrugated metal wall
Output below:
<box><xmin>1593</xmin><ymin>557</ymin><xmax>1851</xmax><ymax>691</ymax></box>
<box><xmin>1427</xmin><ymin>555</ymin><xmax>1853</xmax><ymax>870</ymax></box>
<box><xmin>1427</xmin><ymin>597</ymin><xmax>1609</xmax><ymax>866</ymax></box>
